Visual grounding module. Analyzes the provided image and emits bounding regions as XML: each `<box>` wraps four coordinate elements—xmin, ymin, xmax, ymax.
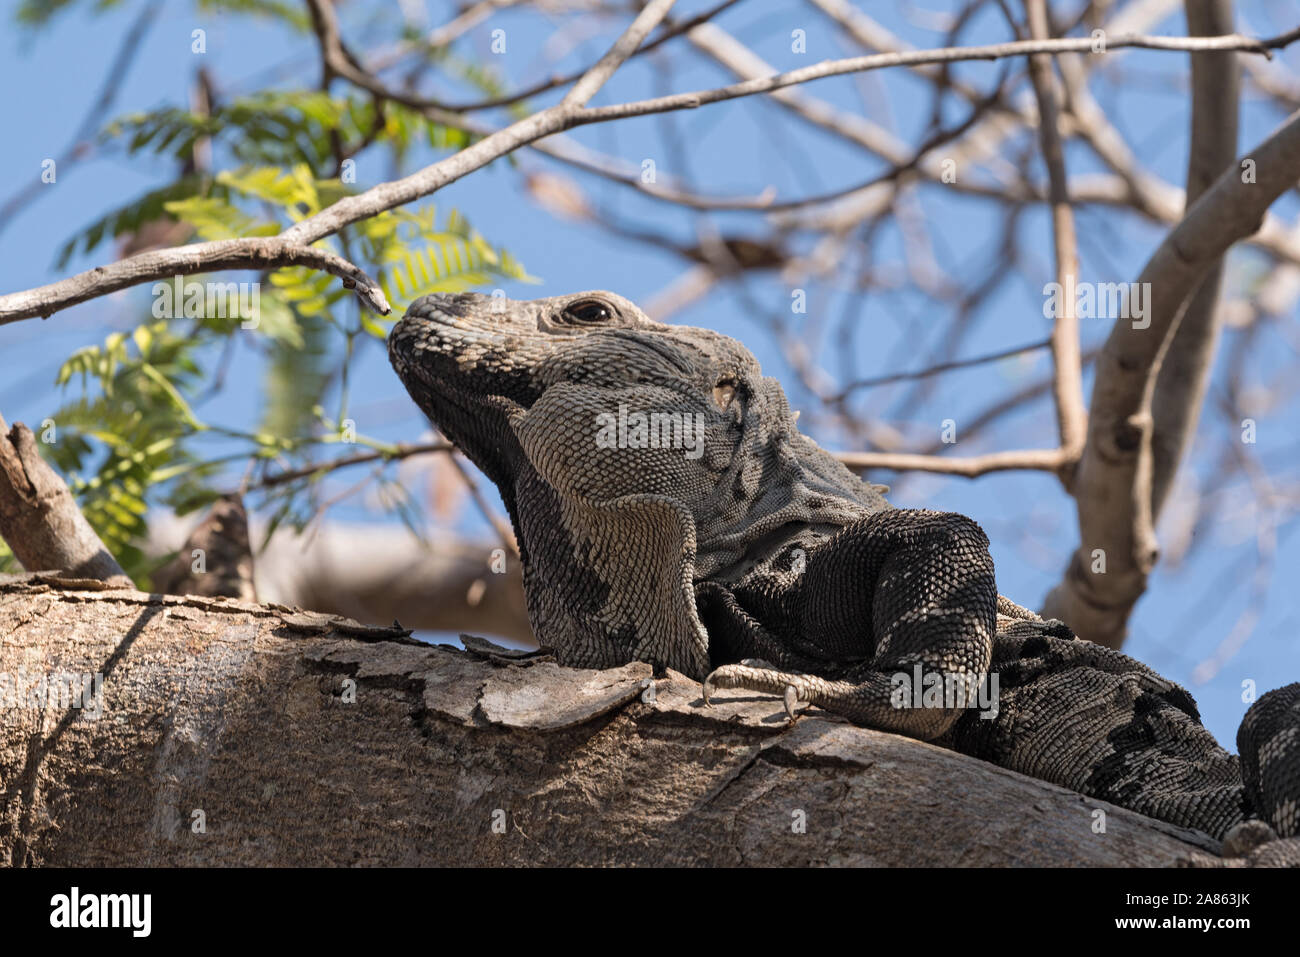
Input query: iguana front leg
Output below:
<box><xmin>703</xmin><ymin>510</ymin><xmax>998</xmax><ymax>740</ymax></box>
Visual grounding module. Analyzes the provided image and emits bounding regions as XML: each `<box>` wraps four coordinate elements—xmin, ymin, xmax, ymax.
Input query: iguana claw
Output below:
<box><xmin>783</xmin><ymin>685</ymin><xmax>801</xmax><ymax>722</ymax></box>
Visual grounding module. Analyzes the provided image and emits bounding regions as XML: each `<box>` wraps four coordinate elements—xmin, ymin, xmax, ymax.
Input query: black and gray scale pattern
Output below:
<box><xmin>390</xmin><ymin>289</ymin><xmax>1300</xmax><ymax>861</ymax></box>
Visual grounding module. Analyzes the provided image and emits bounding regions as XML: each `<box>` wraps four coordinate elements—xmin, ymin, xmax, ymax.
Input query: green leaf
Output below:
<box><xmin>217</xmin><ymin>164</ymin><xmax>319</xmax><ymax>216</ymax></box>
<box><xmin>163</xmin><ymin>195</ymin><xmax>277</xmax><ymax>241</ymax></box>
<box><xmin>195</xmin><ymin>0</ymin><xmax>311</xmax><ymax>31</ymax></box>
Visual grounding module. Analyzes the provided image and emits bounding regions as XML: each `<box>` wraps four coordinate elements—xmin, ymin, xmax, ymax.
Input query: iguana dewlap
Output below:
<box><xmin>390</xmin><ymin>289</ymin><xmax>1300</xmax><ymax>864</ymax></box>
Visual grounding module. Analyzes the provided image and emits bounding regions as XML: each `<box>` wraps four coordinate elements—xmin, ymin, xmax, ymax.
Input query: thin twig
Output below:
<box><xmin>445</xmin><ymin>455</ymin><xmax>519</xmax><ymax>557</ymax></box>
<box><xmin>248</xmin><ymin>440</ymin><xmax>452</xmax><ymax>492</ymax></box>
<box><xmin>834</xmin><ymin>337</ymin><xmax>1053</xmax><ymax>399</ymax></box>
<box><xmin>1023</xmin><ymin>0</ymin><xmax>1088</xmax><ymax>469</ymax></box>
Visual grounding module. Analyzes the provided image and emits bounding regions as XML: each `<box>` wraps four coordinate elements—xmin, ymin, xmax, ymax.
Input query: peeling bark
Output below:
<box><xmin>0</xmin><ymin>577</ymin><xmax>1216</xmax><ymax>866</ymax></box>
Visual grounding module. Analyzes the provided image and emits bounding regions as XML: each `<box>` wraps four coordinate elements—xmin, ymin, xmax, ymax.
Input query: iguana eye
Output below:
<box><xmin>562</xmin><ymin>299</ymin><xmax>615</xmax><ymax>324</ymax></box>
<box><xmin>712</xmin><ymin>378</ymin><xmax>737</xmax><ymax>410</ymax></box>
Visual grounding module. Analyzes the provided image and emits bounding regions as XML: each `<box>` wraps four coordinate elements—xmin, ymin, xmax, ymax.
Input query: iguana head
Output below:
<box><xmin>388</xmin><ymin>290</ymin><xmax>763</xmax><ymax>500</ymax></box>
<box><xmin>389</xmin><ymin>290</ymin><xmax>883</xmax><ymax>676</ymax></box>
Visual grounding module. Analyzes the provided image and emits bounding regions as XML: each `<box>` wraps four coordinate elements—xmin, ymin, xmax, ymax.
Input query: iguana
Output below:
<box><xmin>389</xmin><ymin>289</ymin><xmax>1300</xmax><ymax>864</ymax></box>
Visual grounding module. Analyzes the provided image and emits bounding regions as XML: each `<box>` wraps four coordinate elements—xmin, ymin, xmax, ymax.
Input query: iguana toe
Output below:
<box><xmin>702</xmin><ymin>662</ymin><xmax>791</xmax><ymax>708</ymax></box>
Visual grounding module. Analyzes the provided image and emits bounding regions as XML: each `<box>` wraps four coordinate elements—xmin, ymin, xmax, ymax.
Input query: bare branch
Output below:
<box><xmin>577</xmin><ymin>28</ymin><xmax>1293</xmax><ymax>125</ymax></box>
<box><xmin>1024</xmin><ymin>0</ymin><xmax>1088</xmax><ymax>469</ymax></box>
<box><xmin>1042</xmin><ymin>109</ymin><xmax>1300</xmax><ymax>647</ymax></box>
<box><xmin>559</xmin><ymin>0</ymin><xmax>679</xmax><ymax>107</ymax></box>
<box><xmin>0</xmin><ymin>239</ymin><xmax>389</xmax><ymax>324</ymax></box>
<box><xmin>837</xmin><ymin>447</ymin><xmax>1075</xmax><ymax>478</ymax></box>
<box><xmin>834</xmin><ymin>337</ymin><xmax>1053</xmax><ymax>399</ymax></box>
<box><xmin>1148</xmin><ymin>1</ymin><xmax>1241</xmax><ymax>520</ymax></box>
<box><xmin>436</xmin><ymin>0</ymin><xmax>743</xmax><ymax>111</ymax></box>
<box><xmin>246</xmin><ymin>440</ymin><xmax>453</xmax><ymax>493</ymax></box>
<box><xmin>4</xmin><ymin>8</ymin><xmax>1296</xmax><ymax>331</ymax></box>
<box><xmin>280</xmin><ymin>0</ymin><xmax>674</xmax><ymax>245</ymax></box>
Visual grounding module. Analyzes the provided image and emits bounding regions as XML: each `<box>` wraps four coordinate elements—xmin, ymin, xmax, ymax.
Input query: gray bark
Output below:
<box><xmin>0</xmin><ymin>575</ymin><xmax>1216</xmax><ymax>866</ymax></box>
<box><xmin>0</xmin><ymin>418</ymin><xmax>130</xmax><ymax>586</ymax></box>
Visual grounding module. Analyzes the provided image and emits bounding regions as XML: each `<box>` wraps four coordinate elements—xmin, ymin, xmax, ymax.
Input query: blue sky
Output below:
<box><xmin>2</xmin><ymin>0</ymin><xmax>1298</xmax><ymax>745</ymax></box>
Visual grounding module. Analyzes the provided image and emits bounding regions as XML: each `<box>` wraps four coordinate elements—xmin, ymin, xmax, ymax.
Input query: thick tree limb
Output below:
<box><xmin>256</xmin><ymin>524</ymin><xmax>530</xmax><ymax>642</ymax></box>
<box><xmin>146</xmin><ymin>515</ymin><xmax>532</xmax><ymax>641</ymax></box>
<box><xmin>1147</xmin><ymin>1</ymin><xmax>1241</xmax><ymax>520</ymax></box>
<box><xmin>0</xmin><ymin>578</ymin><xmax>1217</xmax><ymax>866</ymax></box>
<box><xmin>1042</xmin><ymin>109</ymin><xmax>1300</xmax><ymax>648</ymax></box>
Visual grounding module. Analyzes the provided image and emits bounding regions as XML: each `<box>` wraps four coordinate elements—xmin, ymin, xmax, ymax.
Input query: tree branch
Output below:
<box><xmin>1024</xmin><ymin>0</ymin><xmax>1088</xmax><ymax>471</ymax></box>
<box><xmin>575</xmin><ymin>28</ymin><xmax>1294</xmax><ymax>125</ymax></box>
<box><xmin>2</xmin><ymin>12</ymin><xmax>1294</xmax><ymax>327</ymax></box>
<box><xmin>836</xmin><ymin>447</ymin><xmax>1074</xmax><ymax>478</ymax></box>
<box><xmin>0</xmin><ymin>239</ymin><xmax>390</xmax><ymax>325</ymax></box>
<box><xmin>1148</xmin><ymin>0</ymin><xmax>1241</xmax><ymax>520</ymax></box>
<box><xmin>1042</xmin><ymin>108</ymin><xmax>1300</xmax><ymax>648</ymax></box>
<box><xmin>0</xmin><ymin>577</ymin><xmax>1221</xmax><ymax>866</ymax></box>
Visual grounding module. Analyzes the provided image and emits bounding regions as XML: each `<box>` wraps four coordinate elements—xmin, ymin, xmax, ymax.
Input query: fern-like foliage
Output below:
<box><xmin>370</xmin><ymin>206</ymin><xmax>537</xmax><ymax>317</ymax></box>
<box><xmin>16</xmin><ymin>0</ymin><xmax>542</xmax><ymax>580</ymax></box>
<box><xmin>47</xmin><ymin>322</ymin><xmax>206</xmax><ymax>578</ymax></box>
<box><xmin>46</xmin><ymin>158</ymin><xmax>533</xmax><ymax>581</ymax></box>
<box><xmin>102</xmin><ymin>92</ymin><xmax>474</xmax><ymax>173</ymax></box>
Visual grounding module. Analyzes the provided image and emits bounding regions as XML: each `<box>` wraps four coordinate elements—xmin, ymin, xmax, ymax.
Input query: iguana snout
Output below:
<box><xmin>389</xmin><ymin>290</ymin><xmax>763</xmax><ymax>450</ymax></box>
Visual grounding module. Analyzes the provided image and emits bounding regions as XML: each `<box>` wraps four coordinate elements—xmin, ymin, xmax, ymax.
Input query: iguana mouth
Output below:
<box><xmin>388</xmin><ymin>296</ymin><xmax>536</xmax><ymax>489</ymax></box>
<box><xmin>389</xmin><ymin>296</ymin><xmax>542</xmax><ymax>411</ymax></box>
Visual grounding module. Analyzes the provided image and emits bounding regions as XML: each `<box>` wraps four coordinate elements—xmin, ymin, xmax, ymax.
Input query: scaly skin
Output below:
<box><xmin>390</xmin><ymin>289</ymin><xmax>1300</xmax><ymax>861</ymax></box>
